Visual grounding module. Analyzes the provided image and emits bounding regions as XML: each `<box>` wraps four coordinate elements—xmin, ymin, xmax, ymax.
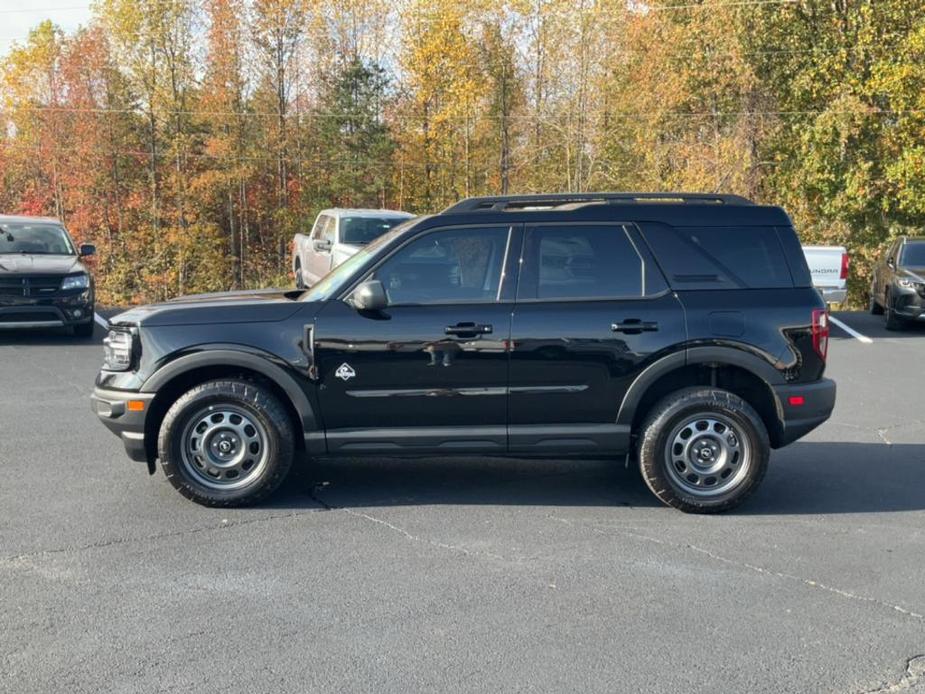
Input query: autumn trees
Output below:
<box><xmin>1</xmin><ymin>0</ymin><xmax>924</xmax><ymax>305</ymax></box>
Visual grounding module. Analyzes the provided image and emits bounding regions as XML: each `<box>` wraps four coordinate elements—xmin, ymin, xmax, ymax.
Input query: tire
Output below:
<box><xmin>157</xmin><ymin>379</ymin><xmax>295</xmax><ymax>507</ymax></box>
<box><xmin>884</xmin><ymin>291</ymin><xmax>907</xmax><ymax>331</ymax></box>
<box><xmin>72</xmin><ymin>320</ymin><xmax>95</xmax><ymax>338</ymax></box>
<box><xmin>637</xmin><ymin>387</ymin><xmax>769</xmax><ymax>514</ymax></box>
<box><xmin>869</xmin><ymin>293</ymin><xmax>884</xmax><ymax>315</ymax></box>
<box><xmin>295</xmin><ymin>260</ymin><xmax>305</xmax><ymax>289</ymax></box>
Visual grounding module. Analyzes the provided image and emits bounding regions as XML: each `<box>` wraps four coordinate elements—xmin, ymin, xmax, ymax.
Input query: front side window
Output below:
<box><xmin>370</xmin><ymin>226</ymin><xmax>510</xmax><ymax>305</ymax></box>
<box><xmin>0</xmin><ymin>223</ymin><xmax>76</xmax><ymax>255</ymax></box>
<box><xmin>519</xmin><ymin>224</ymin><xmax>643</xmax><ymax>300</ymax></box>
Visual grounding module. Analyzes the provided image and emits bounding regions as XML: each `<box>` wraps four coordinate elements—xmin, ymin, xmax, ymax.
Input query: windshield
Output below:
<box><xmin>900</xmin><ymin>242</ymin><xmax>925</xmax><ymax>267</ymax></box>
<box><xmin>0</xmin><ymin>222</ymin><xmax>76</xmax><ymax>255</ymax></box>
<box><xmin>301</xmin><ymin>220</ymin><xmax>416</xmax><ymax>302</ymax></box>
<box><xmin>340</xmin><ymin>216</ymin><xmax>410</xmax><ymax>245</ymax></box>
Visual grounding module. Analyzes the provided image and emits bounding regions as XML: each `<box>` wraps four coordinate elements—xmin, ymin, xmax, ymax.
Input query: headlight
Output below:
<box><xmin>61</xmin><ymin>273</ymin><xmax>90</xmax><ymax>291</ymax></box>
<box><xmin>897</xmin><ymin>277</ymin><xmax>922</xmax><ymax>290</ymax></box>
<box><xmin>103</xmin><ymin>329</ymin><xmax>135</xmax><ymax>371</ymax></box>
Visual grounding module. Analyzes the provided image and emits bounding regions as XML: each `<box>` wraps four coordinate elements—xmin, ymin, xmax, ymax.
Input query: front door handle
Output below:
<box><xmin>445</xmin><ymin>322</ymin><xmax>493</xmax><ymax>337</ymax></box>
<box><xmin>612</xmin><ymin>319</ymin><xmax>659</xmax><ymax>334</ymax></box>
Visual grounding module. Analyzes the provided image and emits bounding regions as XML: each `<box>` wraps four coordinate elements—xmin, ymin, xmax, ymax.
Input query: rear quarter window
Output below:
<box><xmin>640</xmin><ymin>223</ymin><xmax>794</xmax><ymax>290</ymax></box>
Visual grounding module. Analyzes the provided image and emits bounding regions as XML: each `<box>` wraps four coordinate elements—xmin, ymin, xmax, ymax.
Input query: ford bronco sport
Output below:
<box><xmin>92</xmin><ymin>193</ymin><xmax>836</xmax><ymax>513</ymax></box>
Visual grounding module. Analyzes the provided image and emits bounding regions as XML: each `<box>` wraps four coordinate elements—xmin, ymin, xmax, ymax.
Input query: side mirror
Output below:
<box><xmin>887</xmin><ymin>258</ymin><xmax>895</xmax><ymax>269</ymax></box>
<box><xmin>352</xmin><ymin>280</ymin><xmax>388</xmax><ymax>311</ymax></box>
<box><xmin>313</xmin><ymin>239</ymin><xmax>332</xmax><ymax>252</ymax></box>
<box><xmin>79</xmin><ymin>244</ymin><xmax>96</xmax><ymax>257</ymax></box>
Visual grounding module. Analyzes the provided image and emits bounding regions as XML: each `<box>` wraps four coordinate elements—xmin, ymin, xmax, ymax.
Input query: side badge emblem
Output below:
<box><xmin>335</xmin><ymin>363</ymin><xmax>356</xmax><ymax>382</ymax></box>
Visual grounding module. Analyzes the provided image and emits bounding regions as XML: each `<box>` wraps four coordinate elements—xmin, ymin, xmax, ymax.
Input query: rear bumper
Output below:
<box><xmin>91</xmin><ymin>387</ymin><xmax>154</xmax><ymax>463</ymax></box>
<box><xmin>818</xmin><ymin>287</ymin><xmax>847</xmax><ymax>305</ymax></box>
<box><xmin>771</xmin><ymin>378</ymin><xmax>837</xmax><ymax>448</ymax></box>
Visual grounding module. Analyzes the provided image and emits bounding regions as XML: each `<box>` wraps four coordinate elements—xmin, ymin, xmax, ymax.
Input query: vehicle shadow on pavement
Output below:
<box><xmin>275</xmin><ymin>457</ymin><xmax>661</xmax><ymax>510</ymax></box>
<box><xmin>267</xmin><ymin>440</ymin><xmax>925</xmax><ymax>515</ymax></box>
<box><xmin>743</xmin><ymin>441</ymin><xmax>925</xmax><ymax>515</ymax></box>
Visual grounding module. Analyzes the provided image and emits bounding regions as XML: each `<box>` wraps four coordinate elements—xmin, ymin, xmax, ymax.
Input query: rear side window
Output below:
<box><xmin>519</xmin><ymin>224</ymin><xmax>643</xmax><ymax>300</ymax></box>
<box><xmin>641</xmin><ymin>224</ymin><xmax>793</xmax><ymax>289</ymax></box>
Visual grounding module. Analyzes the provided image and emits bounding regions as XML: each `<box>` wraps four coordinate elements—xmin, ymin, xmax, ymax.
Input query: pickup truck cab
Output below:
<box><xmin>293</xmin><ymin>209</ymin><xmax>413</xmax><ymax>288</ymax></box>
<box><xmin>802</xmin><ymin>245</ymin><xmax>849</xmax><ymax>306</ymax></box>
<box><xmin>93</xmin><ymin>193</ymin><xmax>836</xmax><ymax>514</ymax></box>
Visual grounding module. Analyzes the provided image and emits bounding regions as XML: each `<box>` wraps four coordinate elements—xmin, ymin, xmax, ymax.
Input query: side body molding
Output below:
<box><xmin>140</xmin><ymin>348</ymin><xmax>318</xmax><ymax>434</ymax></box>
<box><xmin>616</xmin><ymin>345</ymin><xmax>784</xmax><ymax>427</ymax></box>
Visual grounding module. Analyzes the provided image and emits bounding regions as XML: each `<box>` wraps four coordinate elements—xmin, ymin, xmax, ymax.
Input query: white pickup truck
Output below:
<box><xmin>292</xmin><ymin>208</ymin><xmax>414</xmax><ymax>288</ymax></box>
<box><xmin>802</xmin><ymin>245</ymin><xmax>849</xmax><ymax>306</ymax></box>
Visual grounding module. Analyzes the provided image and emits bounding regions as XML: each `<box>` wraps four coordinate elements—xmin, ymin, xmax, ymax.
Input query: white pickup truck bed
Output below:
<box><xmin>802</xmin><ymin>245</ymin><xmax>849</xmax><ymax>305</ymax></box>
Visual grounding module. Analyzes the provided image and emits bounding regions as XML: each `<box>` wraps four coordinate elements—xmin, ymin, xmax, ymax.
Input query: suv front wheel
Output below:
<box><xmin>638</xmin><ymin>388</ymin><xmax>769</xmax><ymax>514</ymax></box>
<box><xmin>158</xmin><ymin>379</ymin><xmax>295</xmax><ymax>506</ymax></box>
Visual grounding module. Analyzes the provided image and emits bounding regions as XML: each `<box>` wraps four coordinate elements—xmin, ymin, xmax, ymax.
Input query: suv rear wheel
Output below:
<box><xmin>638</xmin><ymin>387</ymin><xmax>769</xmax><ymax>514</ymax></box>
<box><xmin>158</xmin><ymin>379</ymin><xmax>295</xmax><ymax>506</ymax></box>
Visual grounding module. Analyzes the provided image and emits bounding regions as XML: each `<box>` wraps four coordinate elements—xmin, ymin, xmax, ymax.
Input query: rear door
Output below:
<box><xmin>508</xmin><ymin>222</ymin><xmax>684</xmax><ymax>455</ymax></box>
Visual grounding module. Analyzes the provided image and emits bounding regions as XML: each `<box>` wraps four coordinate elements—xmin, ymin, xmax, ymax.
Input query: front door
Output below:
<box><xmin>508</xmin><ymin>222</ymin><xmax>685</xmax><ymax>454</ymax></box>
<box><xmin>313</xmin><ymin>224</ymin><xmax>517</xmax><ymax>455</ymax></box>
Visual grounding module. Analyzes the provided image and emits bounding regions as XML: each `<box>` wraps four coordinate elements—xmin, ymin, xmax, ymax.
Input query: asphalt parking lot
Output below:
<box><xmin>1</xmin><ymin>311</ymin><xmax>924</xmax><ymax>694</ymax></box>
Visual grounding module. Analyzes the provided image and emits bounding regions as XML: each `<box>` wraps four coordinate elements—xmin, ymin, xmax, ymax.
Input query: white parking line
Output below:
<box><xmin>829</xmin><ymin>315</ymin><xmax>873</xmax><ymax>344</ymax></box>
<box><xmin>93</xmin><ymin>312</ymin><xmax>109</xmax><ymax>329</ymax></box>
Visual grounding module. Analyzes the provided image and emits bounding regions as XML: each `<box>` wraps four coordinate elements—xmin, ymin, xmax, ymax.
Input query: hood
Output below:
<box><xmin>899</xmin><ymin>267</ymin><xmax>925</xmax><ymax>283</ymax></box>
<box><xmin>0</xmin><ymin>254</ymin><xmax>84</xmax><ymax>275</ymax></box>
<box><xmin>111</xmin><ymin>287</ymin><xmax>307</xmax><ymax>327</ymax></box>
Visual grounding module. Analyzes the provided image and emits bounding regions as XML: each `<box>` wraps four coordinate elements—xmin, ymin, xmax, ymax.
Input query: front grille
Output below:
<box><xmin>0</xmin><ymin>310</ymin><xmax>60</xmax><ymax>323</ymax></box>
<box><xmin>0</xmin><ymin>276</ymin><xmax>62</xmax><ymax>297</ymax></box>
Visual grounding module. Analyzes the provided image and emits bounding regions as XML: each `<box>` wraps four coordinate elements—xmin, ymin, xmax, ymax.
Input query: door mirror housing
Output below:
<box><xmin>887</xmin><ymin>258</ymin><xmax>895</xmax><ymax>269</ymax></box>
<box><xmin>79</xmin><ymin>244</ymin><xmax>96</xmax><ymax>257</ymax></box>
<box><xmin>352</xmin><ymin>280</ymin><xmax>388</xmax><ymax>311</ymax></box>
<box><xmin>313</xmin><ymin>239</ymin><xmax>333</xmax><ymax>252</ymax></box>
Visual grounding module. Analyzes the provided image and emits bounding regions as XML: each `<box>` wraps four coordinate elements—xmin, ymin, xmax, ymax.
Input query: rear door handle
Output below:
<box><xmin>445</xmin><ymin>322</ymin><xmax>493</xmax><ymax>337</ymax></box>
<box><xmin>612</xmin><ymin>319</ymin><xmax>659</xmax><ymax>334</ymax></box>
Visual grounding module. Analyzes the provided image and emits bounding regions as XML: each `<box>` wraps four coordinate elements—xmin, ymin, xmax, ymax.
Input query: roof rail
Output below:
<box><xmin>441</xmin><ymin>192</ymin><xmax>754</xmax><ymax>214</ymax></box>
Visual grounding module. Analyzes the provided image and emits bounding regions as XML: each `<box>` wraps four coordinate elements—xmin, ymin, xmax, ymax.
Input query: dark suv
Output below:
<box><xmin>869</xmin><ymin>236</ymin><xmax>925</xmax><ymax>330</ymax></box>
<box><xmin>0</xmin><ymin>215</ymin><xmax>96</xmax><ymax>336</ymax></box>
<box><xmin>92</xmin><ymin>193</ymin><xmax>836</xmax><ymax>513</ymax></box>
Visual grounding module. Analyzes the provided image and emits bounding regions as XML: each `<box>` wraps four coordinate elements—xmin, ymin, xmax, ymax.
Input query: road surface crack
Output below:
<box><xmin>550</xmin><ymin>516</ymin><xmax>924</xmax><ymax>623</ymax></box>
<box><xmin>0</xmin><ymin>508</ymin><xmax>326</xmax><ymax>564</ymax></box>
<box><xmin>309</xmin><ymin>482</ymin><xmax>506</xmax><ymax>561</ymax></box>
<box><xmin>859</xmin><ymin>655</ymin><xmax>925</xmax><ymax>693</ymax></box>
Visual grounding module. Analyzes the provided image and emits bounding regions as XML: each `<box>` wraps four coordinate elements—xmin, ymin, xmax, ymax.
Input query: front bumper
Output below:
<box><xmin>771</xmin><ymin>378</ymin><xmax>837</xmax><ymax>448</ymax></box>
<box><xmin>91</xmin><ymin>387</ymin><xmax>154</xmax><ymax>463</ymax></box>
<box><xmin>0</xmin><ymin>292</ymin><xmax>94</xmax><ymax>329</ymax></box>
<box><xmin>892</xmin><ymin>284</ymin><xmax>925</xmax><ymax>320</ymax></box>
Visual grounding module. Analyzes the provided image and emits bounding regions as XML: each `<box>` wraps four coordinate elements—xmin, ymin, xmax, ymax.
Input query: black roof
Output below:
<box><xmin>433</xmin><ymin>192</ymin><xmax>791</xmax><ymax>228</ymax></box>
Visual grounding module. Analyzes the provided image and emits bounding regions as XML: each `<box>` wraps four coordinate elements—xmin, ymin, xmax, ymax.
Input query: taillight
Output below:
<box><xmin>812</xmin><ymin>309</ymin><xmax>829</xmax><ymax>361</ymax></box>
<box><xmin>840</xmin><ymin>252</ymin><xmax>850</xmax><ymax>280</ymax></box>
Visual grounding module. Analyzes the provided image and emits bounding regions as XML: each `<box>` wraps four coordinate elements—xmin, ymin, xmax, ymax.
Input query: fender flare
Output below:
<box><xmin>616</xmin><ymin>346</ymin><xmax>783</xmax><ymax>427</ymax></box>
<box><xmin>140</xmin><ymin>348</ymin><xmax>318</xmax><ymax>433</ymax></box>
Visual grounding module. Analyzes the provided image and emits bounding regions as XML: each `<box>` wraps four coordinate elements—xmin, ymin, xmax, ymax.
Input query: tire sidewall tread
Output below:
<box><xmin>638</xmin><ymin>387</ymin><xmax>769</xmax><ymax>514</ymax></box>
<box><xmin>157</xmin><ymin>379</ymin><xmax>295</xmax><ymax>507</ymax></box>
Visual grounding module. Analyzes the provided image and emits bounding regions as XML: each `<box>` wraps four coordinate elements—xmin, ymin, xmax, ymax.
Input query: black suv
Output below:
<box><xmin>92</xmin><ymin>193</ymin><xmax>836</xmax><ymax>513</ymax></box>
<box><xmin>869</xmin><ymin>236</ymin><xmax>925</xmax><ymax>330</ymax></box>
<box><xmin>0</xmin><ymin>215</ymin><xmax>96</xmax><ymax>337</ymax></box>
